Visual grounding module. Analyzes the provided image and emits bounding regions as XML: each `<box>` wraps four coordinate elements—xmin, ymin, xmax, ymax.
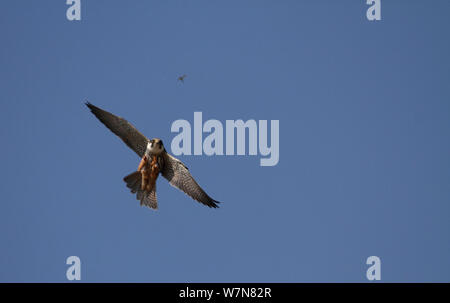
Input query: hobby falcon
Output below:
<box><xmin>86</xmin><ymin>102</ymin><xmax>220</xmax><ymax>210</ymax></box>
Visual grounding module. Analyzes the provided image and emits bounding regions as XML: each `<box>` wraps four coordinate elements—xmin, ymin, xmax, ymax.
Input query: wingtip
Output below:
<box><xmin>85</xmin><ymin>101</ymin><xmax>94</xmax><ymax>110</ymax></box>
<box><xmin>210</xmin><ymin>200</ymin><xmax>221</xmax><ymax>208</ymax></box>
<box><xmin>85</xmin><ymin>102</ymin><xmax>103</xmax><ymax>116</ymax></box>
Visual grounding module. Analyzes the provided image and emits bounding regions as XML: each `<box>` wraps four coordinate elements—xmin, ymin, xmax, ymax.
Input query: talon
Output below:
<box><xmin>137</xmin><ymin>155</ymin><xmax>147</xmax><ymax>171</ymax></box>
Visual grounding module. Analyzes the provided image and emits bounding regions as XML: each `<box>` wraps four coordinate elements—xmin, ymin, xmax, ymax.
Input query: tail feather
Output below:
<box><xmin>124</xmin><ymin>171</ymin><xmax>141</xmax><ymax>192</ymax></box>
<box><xmin>123</xmin><ymin>171</ymin><xmax>158</xmax><ymax>210</ymax></box>
<box><xmin>128</xmin><ymin>174</ymin><xmax>140</xmax><ymax>194</ymax></box>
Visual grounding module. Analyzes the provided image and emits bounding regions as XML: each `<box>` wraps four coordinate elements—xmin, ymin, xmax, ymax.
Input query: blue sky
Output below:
<box><xmin>0</xmin><ymin>0</ymin><xmax>449</xmax><ymax>282</ymax></box>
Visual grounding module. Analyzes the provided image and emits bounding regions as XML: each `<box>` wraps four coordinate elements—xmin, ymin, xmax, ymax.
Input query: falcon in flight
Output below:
<box><xmin>86</xmin><ymin>102</ymin><xmax>220</xmax><ymax>210</ymax></box>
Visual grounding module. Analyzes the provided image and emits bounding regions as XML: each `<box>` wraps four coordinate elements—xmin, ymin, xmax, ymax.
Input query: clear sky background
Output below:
<box><xmin>0</xmin><ymin>1</ymin><xmax>449</xmax><ymax>282</ymax></box>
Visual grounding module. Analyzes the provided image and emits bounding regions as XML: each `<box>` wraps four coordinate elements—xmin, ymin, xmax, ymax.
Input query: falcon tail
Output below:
<box><xmin>123</xmin><ymin>171</ymin><xmax>158</xmax><ymax>210</ymax></box>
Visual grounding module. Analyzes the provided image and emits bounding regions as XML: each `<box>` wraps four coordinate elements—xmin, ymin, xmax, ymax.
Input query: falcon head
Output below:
<box><xmin>146</xmin><ymin>138</ymin><xmax>164</xmax><ymax>155</ymax></box>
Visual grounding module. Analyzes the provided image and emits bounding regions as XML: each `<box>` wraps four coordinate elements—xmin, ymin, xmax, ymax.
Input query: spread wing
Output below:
<box><xmin>86</xmin><ymin>102</ymin><xmax>148</xmax><ymax>157</ymax></box>
<box><xmin>161</xmin><ymin>152</ymin><xmax>220</xmax><ymax>208</ymax></box>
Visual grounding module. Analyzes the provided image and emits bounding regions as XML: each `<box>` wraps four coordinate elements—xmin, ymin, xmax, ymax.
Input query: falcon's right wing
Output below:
<box><xmin>86</xmin><ymin>102</ymin><xmax>149</xmax><ymax>158</ymax></box>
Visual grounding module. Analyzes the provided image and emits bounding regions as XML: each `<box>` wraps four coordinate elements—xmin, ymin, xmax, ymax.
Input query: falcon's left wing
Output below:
<box><xmin>86</xmin><ymin>102</ymin><xmax>149</xmax><ymax>157</ymax></box>
<box><xmin>161</xmin><ymin>152</ymin><xmax>220</xmax><ymax>208</ymax></box>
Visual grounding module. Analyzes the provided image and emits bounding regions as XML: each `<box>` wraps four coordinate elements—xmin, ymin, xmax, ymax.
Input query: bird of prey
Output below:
<box><xmin>85</xmin><ymin>102</ymin><xmax>220</xmax><ymax>210</ymax></box>
<box><xmin>177</xmin><ymin>74</ymin><xmax>187</xmax><ymax>83</ymax></box>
